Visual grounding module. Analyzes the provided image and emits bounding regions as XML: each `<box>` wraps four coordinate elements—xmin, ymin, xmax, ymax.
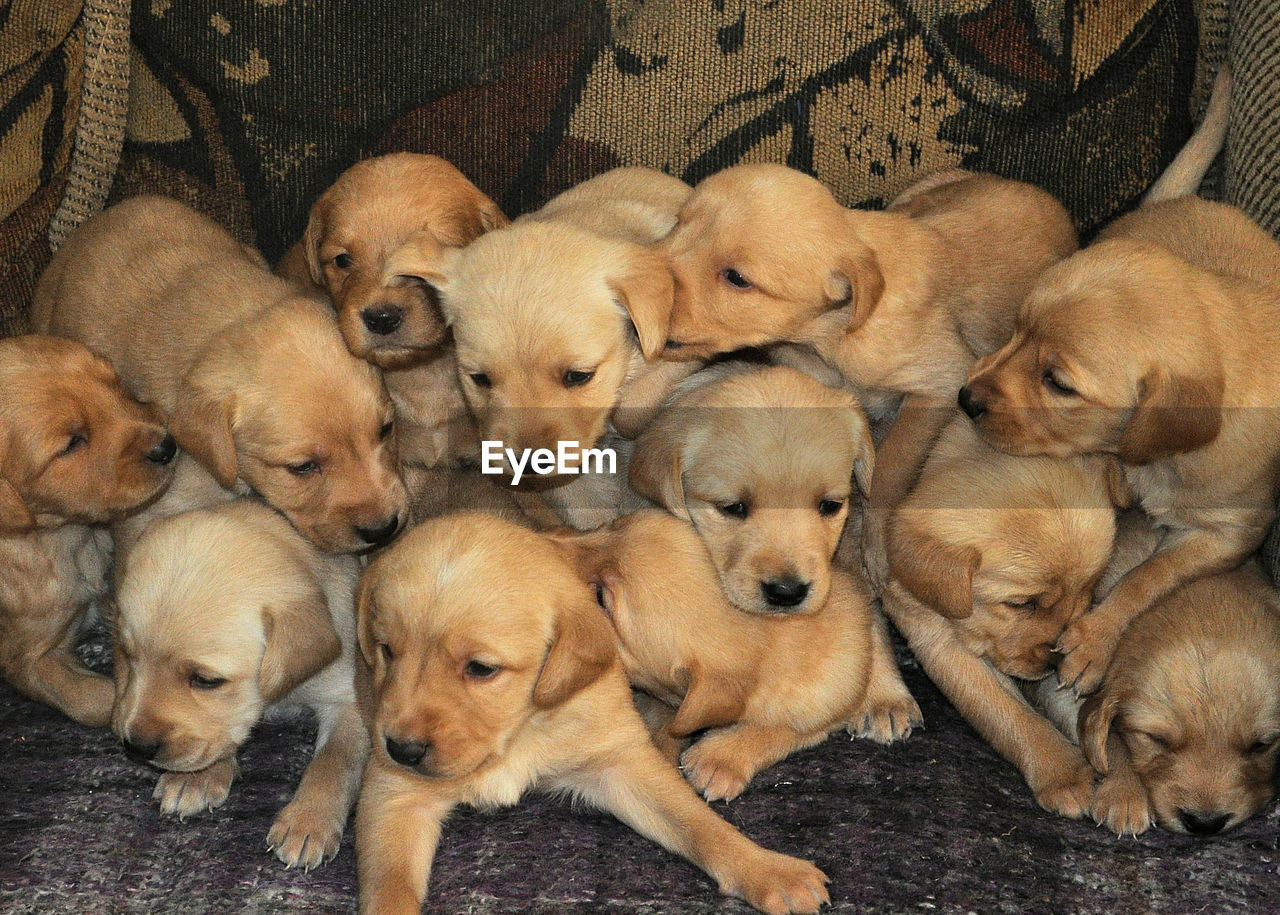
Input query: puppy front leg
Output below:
<box><xmin>355</xmin><ymin>761</ymin><xmax>452</xmax><ymax>915</ymax></box>
<box><xmin>1057</xmin><ymin>524</ymin><xmax>1259</xmax><ymax>694</ymax></box>
<box><xmin>567</xmin><ymin>738</ymin><xmax>829</xmax><ymax>915</ymax></box>
<box><xmin>1091</xmin><ymin>734</ymin><xmax>1152</xmax><ymax>837</ymax></box>
<box><xmin>850</xmin><ymin>607</ymin><xmax>921</xmax><ymax>743</ymax></box>
<box><xmin>681</xmin><ymin>722</ymin><xmax>828</xmax><ymax>802</ymax></box>
<box><xmin>269</xmin><ymin>702</ymin><xmax>370</xmax><ymax>869</ymax></box>
<box><xmin>18</xmin><ymin>646</ymin><xmax>115</xmax><ymax>728</ymax></box>
<box><xmin>862</xmin><ymin>395</ymin><xmax>952</xmax><ymax>594</ymax></box>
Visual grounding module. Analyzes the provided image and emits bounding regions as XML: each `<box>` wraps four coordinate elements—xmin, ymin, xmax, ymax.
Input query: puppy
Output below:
<box><xmin>555</xmin><ymin>509</ymin><xmax>917</xmax><ymax>802</ymax></box>
<box><xmin>354</xmin><ymin>513</ymin><xmax>829</xmax><ymax>915</ymax></box>
<box><xmin>33</xmin><ymin>195</ymin><xmax>407</xmax><ymax>553</ymax></box>
<box><xmin>961</xmin><ymin>196</ymin><xmax>1280</xmax><ymax>694</ymax></box>
<box><xmin>0</xmin><ymin>335</ymin><xmax>175</xmax><ymax>726</ymax></box>
<box><xmin>884</xmin><ymin>416</ymin><xmax>1118</xmax><ymax>816</ymax></box>
<box><xmin>112</xmin><ymin>500</ymin><xmax>367</xmax><ymax>870</ymax></box>
<box><xmin>659</xmin><ymin>164</ymin><xmax>1078</xmax><ymax>589</ymax></box>
<box><xmin>380</xmin><ymin>167</ymin><xmax>700</xmax><ymax>527</ymax></box>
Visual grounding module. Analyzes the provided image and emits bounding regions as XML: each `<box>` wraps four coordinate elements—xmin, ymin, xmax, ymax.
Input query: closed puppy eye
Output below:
<box><xmin>379</xmin><ymin>418</ymin><xmax>395</xmax><ymax>440</ymax></box>
<box><xmin>1248</xmin><ymin>735</ymin><xmax>1279</xmax><ymax>755</ymax></box>
<box><xmin>1041</xmin><ymin>369</ymin><xmax>1076</xmax><ymax>397</ymax></box>
<box><xmin>721</xmin><ymin>267</ymin><xmax>752</xmax><ymax>290</ymax></box>
<box><xmin>717</xmin><ymin>501</ymin><xmax>750</xmax><ymax>519</ymax></box>
<box><xmin>464</xmin><ymin>660</ymin><xmax>500</xmax><ymax>679</ymax></box>
<box><xmin>563</xmin><ymin>369</ymin><xmax>595</xmax><ymax>388</ymax></box>
<box><xmin>1003</xmin><ymin>597</ymin><xmax>1039</xmax><ymax>611</ymax></box>
<box><xmin>189</xmin><ymin>672</ymin><xmax>227</xmax><ymax>690</ymax></box>
<box><xmin>286</xmin><ymin>459</ymin><xmax>320</xmax><ymax>476</ymax></box>
<box><xmin>817</xmin><ymin>498</ymin><xmax>844</xmax><ymax>516</ymax></box>
<box><xmin>468</xmin><ymin>372</ymin><xmax>492</xmax><ymax>389</ymax></box>
<box><xmin>1136</xmin><ymin>731</ymin><xmax>1171</xmax><ymax>751</ymax></box>
<box><xmin>331</xmin><ymin>253</ymin><xmax>352</xmax><ymax>270</ymax></box>
<box><xmin>379</xmin><ymin>643</ymin><xmax>394</xmax><ymax>663</ymax></box>
<box><xmin>58</xmin><ymin>432</ymin><xmax>88</xmax><ymax>458</ymax></box>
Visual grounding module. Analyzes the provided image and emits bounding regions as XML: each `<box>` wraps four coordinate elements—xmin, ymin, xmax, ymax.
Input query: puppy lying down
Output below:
<box><xmin>554</xmin><ymin>509</ymin><xmax>919</xmax><ymax>802</ymax></box>
<box><xmin>354</xmin><ymin>513</ymin><xmax>829</xmax><ymax>915</ymax></box>
<box><xmin>111</xmin><ymin>500</ymin><xmax>367</xmax><ymax>870</ymax></box>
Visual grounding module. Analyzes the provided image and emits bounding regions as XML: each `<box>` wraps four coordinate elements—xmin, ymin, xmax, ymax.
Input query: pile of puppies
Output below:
<box><xmin>4</xmin><ymin>66</ymin><xmax>1279</xmax><ymax>913</ymax></box>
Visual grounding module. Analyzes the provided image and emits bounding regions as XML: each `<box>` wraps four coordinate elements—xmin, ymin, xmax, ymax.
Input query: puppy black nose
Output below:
<box><xmin>761</xmin><ymin>576</ymin><xmax>810</xmax><ymax>608</ymax></box>
<box><xmin>362</xmin><ymin>305</ymin><xmax>404</xmax><ymax>335</ymax></box>
<box><xmin>146</xmin><ymin>434</ymin><xmax>178</xmax><ymax>466</ymax></box>
<box><xmin>385</xmin><ymin>736</ymin><xmax>430</xmax><ymax>768</ymax></box>
<box><xmin>1179</xmin><ymin>809</ymin><xmax>1231</xmax><ymax>836</ymax></box>
<box><xmin>121</xmin><ymin>737</ymin><xmax>161</xmax><ymax>764</ymax></box>
<box><xmin>356</xmin><ymin>514</ymin><xmax>402</xmax><ymax>546</ymax></box>
<box><xmin>958</xmin><ymin>386</ymin><xmax>986</xmax><ymax>420</ymax></box>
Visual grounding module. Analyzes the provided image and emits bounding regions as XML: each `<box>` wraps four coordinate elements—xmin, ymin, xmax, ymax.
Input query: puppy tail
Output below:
<box><xmin>1142</xmin><ymin>65</ymin><xmax>1230</xmax><ymax>205</ymax></box>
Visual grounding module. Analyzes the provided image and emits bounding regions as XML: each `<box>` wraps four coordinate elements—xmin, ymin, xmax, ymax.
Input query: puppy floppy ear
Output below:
<box><xmin>669</xmin><ymin>660</ymin><xmax>750</xmax><ymax>738</ymax></box>
<box><xmin>532</xmin><ymin>599</ymin><xmax>616</xmax><ymax>709</ymax></box>
<box><xmin>840</xmin><ymin>398</ymin><xmax>876</xmax><ymax>500</ymax></box>
<box><xmin>1079</xmin><ymin>691</ymin><xmax>1122</xmax><ymax>775</ymax></box>
<box><xmin>610</xmin><ymin>245</ymin><xmax>674</xmax><ymax>360</ymax></box>
<box><xmin>302</xmin><ymin>197</ymin><xmax>330</xmax><ymax>287</ymax></box>
<box><xmin>259</xmin><ymin>577</ymin><xmax>343</xmax><ymax>703</ymax></box>
<box><xmin>0</xmin><ymin>476</ymin><xmax>34</xmax><ymax>533</ymax></box>
<box><xmin>830</xmin><ymin>222</ymin><xmax>885</xmax><ymax>327</ymax></box>
<box><xmin>888</xmin><ymin>514</ymin><xmax>980</xmax><ymax>619</ymax></box>
<box><xmin>1118</xmin><ymin>367</ymin><xmax>1223</xmax><ymax>465</ymax></box>
<box><xmin>629</xmin><ymin>413</ymin><xmax>689</xmax><ymax>520</ymax></box>
<box><xmin>354</xmin><ymin>568</ymin><xmax>380</xmax><ymax>669</ymax></box>
<box><xmin>383</xmin><ymin>237</ymin><xmax>455</xmax><ymax>316</ymax></box>
<box><xmin>171</xmin><ymin>369</ymin><xmax>238</xmax><ymax>489</ymax></box>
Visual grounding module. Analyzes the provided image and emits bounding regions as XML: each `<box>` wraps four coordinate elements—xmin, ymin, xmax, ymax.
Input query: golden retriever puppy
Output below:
<box><xmin>631</xmin><ymin>364</ymin><xmax>874</xmax><ymax>615</ymax></box>
<box><xmin>659</xmin><ymin>164</ymin><xmax>1078</xmax><ymax>590</ymax></box>
<box><xmin>0</xmin><ymin>335</ymin><xmax>175</xmax><ymax>726</ymax></box>
<box><xmin>555</xmin><ymin>509</ymin><xmax>918</xmax><ymax>802</ymax></box>
<box><xmin>961</xmin><ymin>196</ymin><xmax>1280</xmax><ymax>694</ymax></box>
<box><xmin>379</xmin><ymin>167</ymin><xmax>700</xmax><ymax>527</ymax></box>
<box><xmin>354</xmin><ymin>513</ymin><xmax>829</xmax><ymax>915</ymax></box>
<box><xmin>884</xmin><ymin>416</ymin><xmax>1118</xmax><ymax>816</ymax></box>
<box><xmin>112</xmin><ymin>500</ymin><xmax>367</xmax><ymax>870</ymax></box>
<box><xmin>33</xmin><ymin>195</ymin><xmax>407</xmax><ymax>553</ymax></box>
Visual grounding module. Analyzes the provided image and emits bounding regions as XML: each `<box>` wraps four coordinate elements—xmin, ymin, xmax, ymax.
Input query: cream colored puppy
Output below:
<box><xmin>112</xmin><ymin>500</ymin><xmax>367</xmax><ymax>870</ymax></box>
<box><xmin>33</xmin><ymin>195</ymin><xmax>407</xmax><ymax>553</ymax></box>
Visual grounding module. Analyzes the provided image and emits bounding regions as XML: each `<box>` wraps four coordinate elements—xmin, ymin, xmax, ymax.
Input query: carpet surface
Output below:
<box><xmin>2</xmin><ymin>633</ymin><xmax>1277</xmax><ymax>914</ymax></box>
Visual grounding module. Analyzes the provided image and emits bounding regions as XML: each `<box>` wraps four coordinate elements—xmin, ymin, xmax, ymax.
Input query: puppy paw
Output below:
<box><xmin>154</xmin><ymin>758</ymin><xmax>236</xmax><ymax>819</ymax></box>
<box><xmin>1056</xmin><ymin>618</ymin><xmax>1120</xmax><ymax>695</ymax></box>
<box><xmin>268</xmin><ymin>798</ymin><xmax>344</xmax><ymax>870</ymax></box>
<box><xmin>681</xmin><ymin>742</ymin><xmax>750</xmax><ymax>802</ymax></box>
<box><xmin>722</xmin><ymin>850</ymin><xmax>829</xmax><ymax>915</ymax></box>
<box><xmin>1092</xmin><ymin>774</ymin><xmax>1153</xmax><ymax>837</ymax></box>
<box><xmin>849</xmin><ymin>688</ymin><xmax>922</xmax><ymax>744</ymax></box>
<box><xmin>1029</xmin><ymin>760</ymin><xmax>1096</xmax><ymax>819</ymax></box>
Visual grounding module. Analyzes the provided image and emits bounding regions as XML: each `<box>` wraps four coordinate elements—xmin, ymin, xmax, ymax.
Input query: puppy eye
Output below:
<box><xmin>332</xmin><ymin>253</ymin><xmax>352</xmax><ymax>270</ymax></box>
<box><xmin>563</xmin><ymin>369</ymin><xmax>595</xmax><ymax>388</ymax></box>
<box><xmin>1042</xmin><ymin>370</ymin><xmax>1076</xmax><ymax>397</ymax></box>
<box><xmin>379</xmin><ymin>419</ymin><xmax>395</xmax><ymax>441</ymax></box>
<box><xmin>1248</xmin><ymin>737</ymin><xmax>1277</xmax><ymax>755</ymax></box>
<box><xmin>286</xmin><ymin>459</ymin><xmax>320</xmax><ymax>476</ymax></box>
<box><xmin>379</xmin><ymin>643</ymin><xmax>394</xmax><ymax>663</ymax></box>
<box><xmin>469</xmin><ymin>372</ymin><xmax>492</xmax><ymax>389</ymax></box>
<box><xmin>817</xmin><ymin>498</ymin><xmax>844</xmax><ymax>517</ymax></box>
<box><xmin>1140</xmin><ymin>732</ymin><xmax>1170</xmax><ymax>751</ymax></box>
<box><xmin>717</xmin><ymin>501</ymin><xmax>749</xmax><ymax>520</ymax></box>
<box><xmin>464</xmin><ymin>660</ymin><xmax>500</xmax><ymax>680</ymax></box>
<box><xmin>58</xmin><ymin>433</ymin><xmax>88</xmax><ymax>457</ymax></box>
<box><xmin>1003</xmin><ymin>598</ymin><xmax>1039</xmax><ymax>611</ymax></box>
<box><xmin>189</xmin><ymin>672</ymin><xmax>227</xmax><ymax>690</ymax></box>
<box><xmin>721</xmin><ymin>268</ymin><xmax>752</xmax><ymax>290</ymax></box>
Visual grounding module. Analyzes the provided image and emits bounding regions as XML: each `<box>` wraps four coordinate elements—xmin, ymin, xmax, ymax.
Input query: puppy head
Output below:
<box><xmin>0</xmin><ymin>335</ymin><xmax>175</xmax><ymax>532</ymax></box>
<box><xmin>889</xmin><ymin>420</ymin><xmax>1116</xmax><ymax>679</ymax></box>
<box><xmin>112</xmin><ymin>502</ymin><xmax>344</xmax><ymax>772</ymax></box>
<box><xmin>1079</xmin><ymin>570</ymin><xmax>1280</xmax><ymax>835</ymax></box>
<box><xmin>661</xmin><ymin>164</ymin><xmax>884</xmax><ymax>358</ymax></box>
<box><xmin>631</xmin><ymin>366</ymin><xmax>873</xmax><ymax>614</ymax></box>
<box><xmin>402</xmin><ymin>221</ymin><xmax>673</xmax><ymax>463</ymax></box>
<box><xmin>961</xmin><ymin>241</ymin><xmax>1225</xmax><ymax>463</ymax></box>
<box><xmin>358</xmin><ymin>513</ymin><xmax>616</xmax><ymax>780</ymax></box>
<box><xmin>171</xmin><ymin>298</ymin><xmax>408</xmax><ymax>553</ymax></box>
<box><xmin>304</xmin><ymin>153</ymin><xmax>507</xmax><ymax>367</ymax></box>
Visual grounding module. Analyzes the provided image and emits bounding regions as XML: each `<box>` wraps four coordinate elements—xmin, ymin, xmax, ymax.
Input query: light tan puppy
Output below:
<box><xmin>632</xmin><ymin>364</ymin><xmax>874</xmax><ymax>616</ymax></box>
<box><xmin>884</xmin><ymin>416</ymin><xmax>1118</xmax><ymax>816</ymax></box>
<box><xmin>354</xmin><ymin>513</ymin><xmax>829</xmax><ymax>915</ymax></box>
<box><xmin>33</xmin><ymin>195</ymin><xmax>407</xmax><ymax>553</ymax></box>
<box><xmin>961</xmin><ymin>196</ymin><xmax>1280</xmax><ymax>694</ymax></box>
<box><xmin>659</xmin><ymin>165</ymin><xmax>1078</xmax><ymax>589</ymax></box>
<box><xmin>0</xmin><ymin>336</ymin><xmax>175</xmax><ymax>726</ymax></box>
<box><xmin>112</xmin><ymin>500</ymin><xmax>368</xmax><ymax>870</ymax></box>
<box><xmin>556</xmin><ymin>510</ymin><xmax>917</xmax><ymax>801</ymax></box>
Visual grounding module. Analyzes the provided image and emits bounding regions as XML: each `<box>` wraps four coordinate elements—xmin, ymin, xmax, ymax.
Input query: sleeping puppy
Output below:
<box><xmin>33</xmin><ymin>195</ymin><xmax>407</xmax><ymax>553</ymax></box>
<box><xmin>111</xmin><ymin>500</ymin><xmax>368</xmax><ymax>870</ymax></box>
<box><xmin>961</xmin><ymin>196</ymin><xmax>1280</xmax><ymax>694</ymax></box>
<box><xmin>555</xmin><ymin>509</ymin><xmax>917</xmax><ymax>802</ymax></box>
<box><xmin>884</xmin><ymin>416</ymin><xmax>1118</xmax><ymax>816</ymax></box>
<box><xmin>354</xmin><ymin>512</ymin><xmax>829</xmax><ymax>915</ymax></box>
<box><xmin>0</xmin><ymin>335</ymin><xmax>175</xmax><ymax>726</ymax></box>
<box><xmin>659</xmin><ymin>164</ymin><xmax>1078</xmax><ymax>590</ymax></box>
<box><xmin>379</xmin><ymin>167</ymin><xmax>700</xmax><ymax>528</ymax></box>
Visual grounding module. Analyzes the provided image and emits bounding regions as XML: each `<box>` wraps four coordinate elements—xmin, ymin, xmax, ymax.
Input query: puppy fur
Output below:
<box><xmin>0</xmin><ymin>335</ymin><xmax>175</xmax><ymax>726</ymax></box>
<box><xmin>659</xmin><ymin>164</ymin><xmax>1078</xmax><ymax>592</ymax></box>
<box><xmin>354</xmin><ymin>512</ymin><xmax>829</xmax><ymax>915</ymax></box>
<box><xmin>555</xmin><ymin>509</ymin><xmax>918</xmax><ymax>802</ymax></box>
<box><xmin>33</xmin><ymin>195</ymin><xmax>407</xmax><ymax>553</ymax></box>
<box><xmin>112</xmin><ymin>500</ymin><xmax>368</xmax><ymax>869</ymax></box>
<box><xmin>885</xmin><ymin>416</ymin><xmax>1118</xmax><ymax>816</ymax></box>
<box><xmin>963</xmin><ymin>196</ymin><xmax>1280</xmax><ymax>693</ymax></box>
